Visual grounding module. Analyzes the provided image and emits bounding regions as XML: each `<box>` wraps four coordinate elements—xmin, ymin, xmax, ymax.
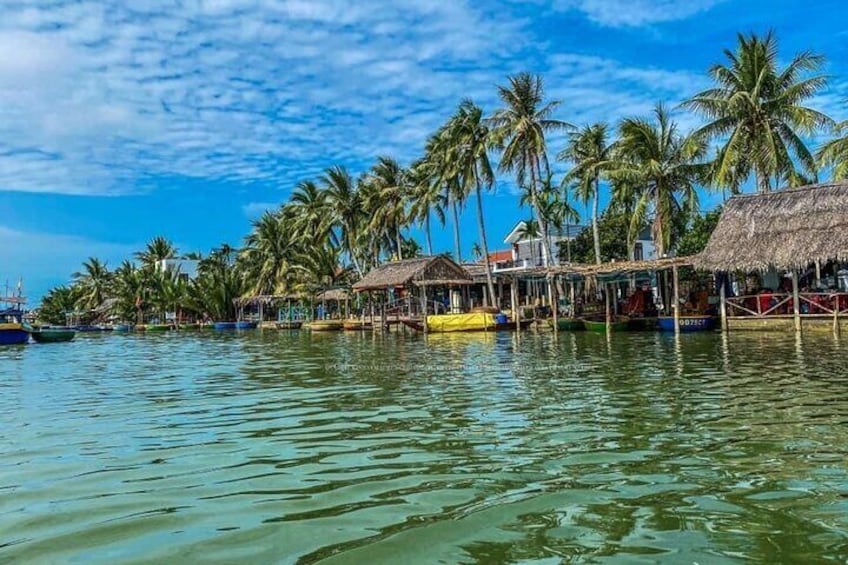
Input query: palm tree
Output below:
<box><xmin>471</xmin><ymin>242</ymin><xmax>484</xmax><ymax>260</ymax></box>
<box><xmin>817</xmin><ymin>121</ymin><xmax>848</xmax><ymax>181</ymax></box>
<box><xmin>684</xmin><ymin>31</ymin><xmax>831</xmax><ymax>193</ymax></box>
<box><xmin>290</xmin><ymin>180</ymin><xmax>332</xmax><ymax>243</ymax></box>
<box><xmin>240</xmin><ymin>210</ymin><xmax>297</xmax><ymax>296</ymax></box>
<box><xmin>489</xmin><ymin>72</ymin><xmax>571</xmax><ymax>267</ymax></box>
<box><xmin>450</xmin><ymin>99</ymin><xmax>497</xmax><ymax>305</ymax></box>
<box><xmin>537</xmin><ymin>176</ymin><xmax>580</xmax><ymax>263</ymax></box>
<box><xmin>422</xmin><ymin>124</ymin><xmax>466</xmax><ymax>261</ymax></box>
<box><xmin>560</xmin><ymin>123</ymin><xmax>614</xmax><ymax>264</ymax></box>
<box><xmin>73</xmin><ymin>257</ymin><xmax>112</xmax><ymax>311</ymax></box>
<box><xmin>321</xmin><ymin>165</ymin><xmax>365</xmax><ymax>276</ymax></box>
<box><xmin>612</xmin><ymin>103</ymin><xmax>707</xmax><ymax>257</ymax></box>
<box><xmin>407</xmin><ymin>160</ymin><xmax>446</xmax><ymax>256</ymax></box>
<box><xmin>38</xmin><ymin>286</ymin><xmax>78</xmax><ymax>325</ymax></box>
<box><xmin>366</xmin><ymin>156</ymin><xmax>409</xmax><ymax>261</ymax></box>
<box><xmin>136</xmin><ymin>236</ymin><xmax>178</xmax><ymax>268</ymax></box>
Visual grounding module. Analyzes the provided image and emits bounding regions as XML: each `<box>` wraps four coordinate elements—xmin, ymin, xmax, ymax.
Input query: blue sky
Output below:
<box><xmin>1</xmin><ymin>0</ymin><xmax>847</xmax><ymax>301</ymax></box>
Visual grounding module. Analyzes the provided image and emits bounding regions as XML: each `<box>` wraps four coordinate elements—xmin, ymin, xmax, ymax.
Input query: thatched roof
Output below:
<box><xmin>696</xmin><ymin>182</ymin><xmax>848</xmax><ymax>272</ymax></box>
<box><xmin>316</xmin><ymin>288</ymin><xmax>349</xmax><ymax>301</ymax></box>
<box><xmin>352</xmin><ymin>256</ymin><xmax>471</xmax><ymax>292</ymax></box>
<box><xmin>544</xmin><ymin>256</ymin><xmax>694</xmax><ymax>278</ymax></box>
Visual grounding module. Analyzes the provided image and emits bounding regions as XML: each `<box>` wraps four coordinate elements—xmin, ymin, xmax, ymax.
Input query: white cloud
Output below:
<box><xmin>551</xmin><ymin>0</ymin><xmax>725</xmax><ymax>27</ymax></box>
<box><xmin>242</xmin><ymin>201</ymin><xmax>280</xmax><ymax>218</ymax></box>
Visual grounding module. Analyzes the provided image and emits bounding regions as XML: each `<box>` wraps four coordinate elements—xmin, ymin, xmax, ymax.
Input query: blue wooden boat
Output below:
<box><xmin>657</xmin><ymin>315</ymin><xmax>716</xmax><ymax>332</ymax></box>
<box><xmin>213</xmin><ymin>321</ymin><xmax>237</xmax><ymax>330</ymax></box>
<box><xmin>112</xmin><ymin>324</ymin><xmax>133</xmax><ymax>332</ymax></box>
<box><xmin>235</xmin><ymin>321</ymin><xmax>258</xmax><ymax>330</ymax></box>
<box><xmin>1</xmin><ymin>297</ymin><xmax>29</xmax><ymax>345</ymax></box>
<box><xmin>73</xmin><ymin>324</ymin><xmax>112</xmax><ymax>332</ymax></box>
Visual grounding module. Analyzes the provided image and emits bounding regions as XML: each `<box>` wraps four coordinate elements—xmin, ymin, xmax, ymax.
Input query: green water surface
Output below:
<box><xmin>1</xmin><ymin>331</ymin><xmax>847</xmax><ymax>564</ymax></box>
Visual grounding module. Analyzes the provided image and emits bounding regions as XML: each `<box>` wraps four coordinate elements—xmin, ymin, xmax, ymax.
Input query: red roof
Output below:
<box><xmin>488</xmin><ymin>250</ymin><xmax>512</xmax><ymax>262</ymax></box>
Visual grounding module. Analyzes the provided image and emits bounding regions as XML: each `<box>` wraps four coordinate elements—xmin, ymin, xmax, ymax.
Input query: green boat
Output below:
<box><xmin>627</xmin><ymin>317</ymin><xmax>658</xmax><ymax>331</ymax></box>
<box><xmin>30</xmin><ymin>327</ymin><xmax>76</xmax><ymax>343</ymax></box>
<box><xmin>549</xmin><ymin>318</ymin><xmax>584</xmax><ymax>331</ymax></box>
<box><xmin>142</xmin><ymin>324</ymin><xmax>171</xmax><ymax>332</ymax></box>
<box><xmin>582</xmin><ymin>316</ymin><xmax>630</xmax><ymax>332</ymax></box>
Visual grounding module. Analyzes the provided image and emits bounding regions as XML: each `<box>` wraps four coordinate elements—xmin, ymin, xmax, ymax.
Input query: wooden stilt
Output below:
<box><xmin>791</xmin><ymin>270</ymin><xmax>801</xmax><ymax>333</ymax></box>
<box><xmin>604</xmin><ymin>281</ymin><xmax>612</xmax><ymax>336</ymax></box>
<box><xmin>719</xmin><ymin>277</ymin><xmax>728</xmax><ymax>331</ymax></box>
<box><xmin>421</xmin><ymin>284</ymin><xmax>428</xmax><ymax>335</ymax></box>
<box><xmin>672</xmin><ymin>265</ymin><xmax>680</xmax><ymax>335</ymax></box>
<box><xmin>511</xmin><ymin>277</ymin><xmax>519</xmax><ymax>331</ymax></box>
<box><xmin>551</xmin><ymin>275</ymin><xmax>559</xmax><ymax>333</ymax></box>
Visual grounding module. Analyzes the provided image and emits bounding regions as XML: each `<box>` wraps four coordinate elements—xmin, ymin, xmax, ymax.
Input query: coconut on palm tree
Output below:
<box><xmin>611</xmin><ymin>103</ymin><xmax>707</xmax><ymax>257</ymax></box>
<box><xmin>489</xmin><ymin>72</ymin><xmax>571</xmax><ymax>267</ymax></box>
<box><xmin>684</xmin><ymin>31</ymin><xmax>831</xmax><ymax>193</ymax></box>
<box><xmin>560</xmin><ymin>123</ymin><xmax>614</xmax><ymax>264</ymax></box>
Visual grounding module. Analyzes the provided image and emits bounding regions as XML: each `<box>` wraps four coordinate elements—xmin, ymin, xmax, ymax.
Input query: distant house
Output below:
<box><xmin>492</xmin><ymin>221</ymin><xmax>657</xmax><ymax>271</ymax></box>
<box><xmin>158</xmin><ymin>258</ymin><xmax>200</xmax><ymax>281</ymax></box>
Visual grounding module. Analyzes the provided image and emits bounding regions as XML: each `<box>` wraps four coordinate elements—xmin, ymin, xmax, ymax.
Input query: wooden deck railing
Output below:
<box><xmin>726</xmin><ymin>292</ymin><xmax>848</xmax><ymax>317</ymax></box>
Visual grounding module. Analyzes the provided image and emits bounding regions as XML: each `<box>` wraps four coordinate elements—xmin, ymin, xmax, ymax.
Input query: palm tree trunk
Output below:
<box><xmin>592</xmin><ymin>176</ymin><xmax>602</xmax><ymax>265</ymax></box>
<box><xmin>425</xmin><ymin>215</ymin><xmax>433</xmax><ymax>256</ymax></box>
<box><xmin>451</xmin><ymin>201</ymin><xmax>462</xmax><ymax>261</ymax></box>
<box><xmin>475</xmin><ymin>180</ymin><xmax>496</xmax><ymax>307</ymax></box>
<box><xmin>529</xmin><ymin>160</ymin><xmax>553</xmax><ymax>268</ymax></box>
<box><xmin>396</xmin><ymin>227</ymin><xmax>403</xmax><ymax>261</ymax></box>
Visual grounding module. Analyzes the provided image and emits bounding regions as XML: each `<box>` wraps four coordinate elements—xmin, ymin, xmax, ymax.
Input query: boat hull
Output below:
<box><xmin>213</xmin><ymin>322</ymin><xmax>237</xmax><ymax>330</ymax></box>
<box><xmin>31</xmin><ymin>329</ymin><xmax>76</xmax><ymax>343</ymax></box>
<box><xmin>550</xmin><ymin>318</ymin><xmax>584</xmax><ymax>331</ymax></box>
<box><xmin>307</xmin><ymin>320</ymin><xmax>343</xmax><ymax>331</ymax></box>
<box><xmin>235</xmin><ymin>321</ymin><xmax>258</xmax><ymax>330</ymax></box>
<box><xmin>627</xmin><ymin>317</ymin><xmax>658</xmax><ymax>331</ymax></box>
<box><xmin>112</xmin><ymin>324</ymin><xmax>133</xmax><ymax>332</ymax></box>
<box><xmin>657</xmin><ymin>316</ymin><xmax>716</xmax><ymax>332</ymax></box>
<box><xmin>402</xmin><ymin>316</ymin><xmax>532</xmax><ymax>333</ymax></box>
<box><xmin>275</xmin><ymin>321</ymin><xmax>303</xmax><ymax>330</ymax></box>
<box><xmin>0</xmin><ymin>324</ymin><xmax>28</xmax><ymax>345</ymax></box>
<box><xmin>343</xmin><ymin>320</ymin><xmax>373</xmax><ymax>331</ymax></box>
<box><xmin>582</xmin><ymin>317</ymin><xmax>630</xmax><ymax>332</ymax></box>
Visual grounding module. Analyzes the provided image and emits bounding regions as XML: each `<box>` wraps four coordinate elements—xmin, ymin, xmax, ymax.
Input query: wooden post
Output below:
<box><xmin>672</xmin><ymin>265</ymin><xmax>680</xmax><ymax>335</ymax></box>
<box><xmin>551</xmin><ymin>275</ymin><xmax>558</xmax><ymax>333</ymax></box>
<box><xmin>381</xmin><ymin>290</ymin><xmax>387</xmax><ymax>332</ymax></box>
<box><xmin>511</xmin><ymin>277</ymin><xmax>519</xmax><ymax>331</ymax></box>
<box><xmin>791</xmin><ymin>270</ymin><xmax>801</xmax><ymax>333</ymax></box>
<box><xmin>421</xmin><ymin>284</ymin><xmax>428</xmax><ymax>335</ymax></box>
<box><xmin>719</xmin><ymin>277</ymin><xmax>728</xmax><ymax>331</ymax></box>
<box><xmin>833</xmin><ymin>295</ymin><xmax>840</xmax><ymax>337</ymax></box>
<box><xmin>604</xmin><ymin>281</ymin><xmax>611</xmax><ymax>336</ymax></box>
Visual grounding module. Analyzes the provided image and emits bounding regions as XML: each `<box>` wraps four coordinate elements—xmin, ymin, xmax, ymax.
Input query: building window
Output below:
<box><xmin>634</xmin><ymin>242</ymin><xmax>643</xmax><ymax>261</ymax></box>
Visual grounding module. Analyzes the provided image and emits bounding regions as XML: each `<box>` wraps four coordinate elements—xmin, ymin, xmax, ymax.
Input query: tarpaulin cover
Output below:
<box><xmin>426</xmin><ymin>312</ymin><xmax>496</xmax><ymax>332</ymax></box>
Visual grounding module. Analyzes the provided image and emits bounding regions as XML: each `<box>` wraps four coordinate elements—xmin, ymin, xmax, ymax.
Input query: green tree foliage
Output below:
<box><xmin>38</xmin><ymin>286</ymin><xmax>78</xmax><ymax>325</ymax></box>
<box><xmin>562</xmin><ymin>212</ymin><xmax>638</xmax><ymax>264</ymax></box>
<box><xmin>676</xmin><ymin>208</ymin><xmax>722</xmax><ymax>256</ymax></box>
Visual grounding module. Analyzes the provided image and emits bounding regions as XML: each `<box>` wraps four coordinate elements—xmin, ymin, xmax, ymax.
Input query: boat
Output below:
<box><xmin>178</xmin><ymin>323</ymin><xmax>201</xmax><ymax>330</ymax></box>
<box><xmin>627</xmin><ymin>317</ymin><xmax>658</xmax><ymax>331</ymax></box>
<box><xmin>213</xmin><ymin>321</ymin><xmax>237</xmax><ymax>330</ymax></box>
<box><xmin>657</xmin><ymin>315</ymin><xmax>716</xmax><ymax>332</ymax></box>
<box><xmin>582</xmin><ymin>316</ymin><xmax>631</xmax><ymax>332</ymax></box>
<box><xmin>112</xmin><ymin>324</ymin><xmax>133</xmax><ymax>332</ymax></box>
<box><xmin>275</xmin><ymin>320</ymin><xmax>303</xmax><ymax>330</ymax></box>
<box><xmin>141</xmin><ymin>324</ymin><xmax>171</xmax><ymax>332</ymax></box>
<box><xmin>549</xmin><ymin>318</ymin><xmax>584</xmax><ymax>331</ymax></box>
<box><xmin>306</xmin><ymin>320</ymin><xmax>343</xmax><ymax>331</ymax></box>
<box><xmin>73</xmin><ymin>324</ymin><xmax>112</xmax><ymax>332</ymax></box>
<box><xmin>235</xmin><ymin>321</ymin><xmax>258</xmax><ymax>330</ymax></box>
<box><xmin>29</xmin><ymin>326</ymin><xmax>76</xmax><ymax>343</ymax></box>
<box><xmin>1</xmin><ymin>295</ymin><xmax>29</xmax><ymax>345</ymax></box>
<box><xmin>343</xmin><ymin>319</ymin><xmax>373</xmax><ymax>331</ymax></box>
<box><xmin>402</xmin><ymin>312</ymin><xmax>531</xmax><ymax>333</ymax></box>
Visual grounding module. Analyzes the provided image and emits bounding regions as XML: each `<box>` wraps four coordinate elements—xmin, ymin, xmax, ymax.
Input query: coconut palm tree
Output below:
<box><xmin>516</xmin><ymin>218</ymin><xmax>541</xmax><ymax>267</ymax></box>
<box><xmin>38</xmin><ymin>286</ymin><xmax>78</xmax><ymax>325</ymax></box>
<box><xmin>136</xmin><ymin>236</ymin><xmax>178</xmax><ymax>268</ymax></box>
<box><xmin>73</xmin><ymin>257</ymin><xmax>112</xmax><ymax>311</ymax></box>
<box><xmin>559</xmin><ymin>123</ymin><xmax>614</xmax><ymax>264</ymax></box>
<box><xmin>422</xmin><ymin>123</ymin><xmax>466</xmax><ymax>261</ymax></box>
<box><xmin>450</xmin><ymin>99</ymin><xmax>497</xmax><ymax>305</ymax></box>
<box><xmin>240</xmin><ymin>210</ymin><xmax>298</xmax><ymax>296</ymax></box>
<box><xmin>816</xmin><ymin>121</ymin><xmax>848</xmax><ymax>181</ymax></box>
<box><xmin>290</xmin><ymin>180</ymin><xmax>333</xmax><ymax>244</ymax></box>
<box><xmin>407</xmin><ymin>159</ymin><xmax>446</xmax><ymax>256</ymax></box>
<box><xmin>537</xmin><ymin>175</ymin><xmax>580</xmax><ymax>264</ymax></box>
<box><xmin>321</xmin><ymin>165</ymin><xmax>365</xmax><ymax>276</ymax></box>
<box><xmin>489</xmin><ymin>72</ymin><xmax>571</xmax><ymax>267</ymax></box>
<box><xmin>366</xmin><ymin>156</ymin><xmax>409</xmax><ymax>261</ymax></box>
<box><xmin>612</xmin><ymin>103</ymin><xmax>708</xmax><ymax>257</ymax></box>
<box><xmin>684</xmin><ymin>31</ymin><xmax>831</xmax><ymax>193</ymax></box>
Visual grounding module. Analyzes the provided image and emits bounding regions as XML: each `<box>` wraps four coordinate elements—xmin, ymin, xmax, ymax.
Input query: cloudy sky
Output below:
<box><xmin>1</xmin><ymin>0</ymin><xmax>846</xmax><ymax>300</ymax></box>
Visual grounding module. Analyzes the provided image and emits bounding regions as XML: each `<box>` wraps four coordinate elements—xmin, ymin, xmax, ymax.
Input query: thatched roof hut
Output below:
<box><xmin>352</xmin><ymin>256</ymin><xmax>471</xmax><ymax>292</ymax></box>
<box><xmin>696</xmin><ymin>182</ymin><xmax>848</xmax><ymax>272</ymax></box>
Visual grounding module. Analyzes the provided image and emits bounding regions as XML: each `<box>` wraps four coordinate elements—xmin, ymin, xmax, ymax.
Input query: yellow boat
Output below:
<box><xmin>306</xmin><ymin>320</ymin><xmax>343</xmax><ymax>331</ymax></box>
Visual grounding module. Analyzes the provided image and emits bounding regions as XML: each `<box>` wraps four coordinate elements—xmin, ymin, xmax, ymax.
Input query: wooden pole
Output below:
<box><xmin>672</xmin><ymin>265</ymin><xmax>680</xmax><ymax>335</ymax></box>
<box><xmin>604</xmin><ymin>281</ymin><xmax>611</xmax><ymax>336</ymax></box>
<box><xmin>719</xmin><ymin>276</ymin><xmax>728</xmax><ymax>331</ymax></box>
<box><xmin>421</xmin><ymin>284</ymin><xmax>428</xmax><ymax>335</ymax></box>
<box><xmin>833</xmin><ymin>295</ymin><xmax>840</xmax><ymax>337</ymax></box>
<box><xmin>791</xmin><ymin>270</ymin><xmax>801</xmax><ymax>333</ymax></box>
<box><xmin>511</xmin><ymin>277</ymin><xmax>519</xmax><ymax>331</ymax></box>
<box><xmin>551</xmin><ymin>275</ymin><xmax>558</xmax><ymax>333</ymax></box>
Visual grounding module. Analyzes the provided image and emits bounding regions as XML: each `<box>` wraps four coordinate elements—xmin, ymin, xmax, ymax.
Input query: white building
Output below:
<box><xmin>158</xmin><ymin>258</ymin><xmax>200</xmax><ymax>280</ymax></box>
<box><xmin>492</xmin><ymin>221</ymin><xmax>657</xmax><ymax>271</ymax></box>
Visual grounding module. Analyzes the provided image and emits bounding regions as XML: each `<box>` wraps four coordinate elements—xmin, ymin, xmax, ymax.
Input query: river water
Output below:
<box><xmin>1</xmin><ymin>330</ymin><xmax>847</xmax><ymax>564</ymax></box>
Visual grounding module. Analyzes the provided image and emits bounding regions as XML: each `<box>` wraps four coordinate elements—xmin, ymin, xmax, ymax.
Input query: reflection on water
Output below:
<box><xmin>1</xmin><ymin>331</ymin><xmax>847</xmax><ymax>563</ymax></box>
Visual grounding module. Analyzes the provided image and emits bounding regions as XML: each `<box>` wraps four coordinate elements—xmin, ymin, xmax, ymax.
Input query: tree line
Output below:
<box><xmin>38</xmin><ymin>31</ymin><xmax>848</xmax><ymax>322</ymax></box>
